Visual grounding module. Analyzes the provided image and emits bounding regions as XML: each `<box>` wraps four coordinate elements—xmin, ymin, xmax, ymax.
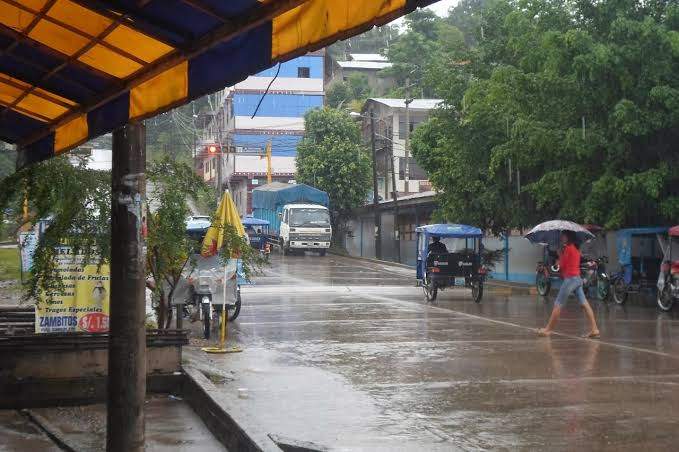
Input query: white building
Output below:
<box><xmin>68</xmin><ymin>148</ymin><xmax>112</xmax><ymax>171</ymax></box>
<box><xmin>361</xmin><ymin>98</ymin><xmax>443</xmax><ymax>199</ymax></box>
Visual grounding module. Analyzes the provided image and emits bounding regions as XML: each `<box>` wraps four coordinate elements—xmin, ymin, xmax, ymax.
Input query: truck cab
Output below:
<box><xmin>279</xmin><ymin>204</ymin><xmax>332</xmax><ymax>255</ymax></box>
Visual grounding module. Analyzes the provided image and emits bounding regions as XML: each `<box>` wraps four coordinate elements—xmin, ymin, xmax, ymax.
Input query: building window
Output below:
<box><xmin>298</xmin><ymin>67</ymin><xmax>310</xmax><ymax>78</ymax></box>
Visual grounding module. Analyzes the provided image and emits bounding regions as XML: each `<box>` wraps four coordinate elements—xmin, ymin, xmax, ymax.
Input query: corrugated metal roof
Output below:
<box><xmin>337</xmin><ymin>61</ymin><xmax>392</xmax><ymax>70</ymax></box>
<box><xmin>369</xmin><ymin>98</ymin><xmax>443</xmax><ymax>110</ymax></box>
<box><xmin>349</xmin><ymin>53</ymin><xmax>388</xmax><ymax>62</ymax></box>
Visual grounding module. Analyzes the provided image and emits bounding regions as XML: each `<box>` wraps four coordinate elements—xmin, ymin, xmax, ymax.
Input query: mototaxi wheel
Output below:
<box><xmin>201</xmin><ymin>303</ymin><xmax>211</xmax><ymax>339</ymax></box>
<box><xmin>423</xmin><ymin>275</ymin><xmax>438</xmax><ymax>302</ymax></box>
<box><xmin>657</xmin><ymin>279</ymin><xmax>674</xmax><ymax>312</ymax></box>
<box><xmin>612</xmin><ymin>277</ymin><xmax>628</xmax><ymax>305</ymax></box>
<box><xmin>471</xmin><ymin>280</ymin><xmax>483</xmax><ymax>303</ymax></box>
<box><xmin>536</xmin><ymin>272</ymin><xmax>551</xmax><ymax>297</ymax></box>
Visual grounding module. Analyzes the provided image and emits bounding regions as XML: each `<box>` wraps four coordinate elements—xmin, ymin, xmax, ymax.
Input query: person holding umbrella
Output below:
<box><xmin>525</xmin><ymin>221</ymin><xmax>600</xmax><ymax>338</ymax></box>
<box><xmin>537</xmin><ymin>230</ymin><xmax>600</xmax><ymax>338</ymax></box>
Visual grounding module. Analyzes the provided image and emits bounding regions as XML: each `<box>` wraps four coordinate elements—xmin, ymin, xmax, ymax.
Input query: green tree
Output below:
<box><xmin>327</xmin><ymin>24</ymin><xmax>399</xmax><ymax>59</ymax></box>
<box><xmin>326</xmin><ymin>73</ymin><xmax>373</xmax><ymax>110</ymax></box>
<box><xmin>0</xmin><ymin>156</ymin><xmax>111</xmax><ymax>299</ymax></box>
<box><xmin>145</xmin><ymin>157</ymin><xmax>211</xmax><ymax>328</ymax></box>
<box><xmin>325</xmin><ymin>80</ymin><xmax>352</xmax><ymax>109</ymax></box>
<box><xmin>412</xmin><ymin>0</ymin><xmax>679</xmax><ymax>232</ymax></box>
<box><xmin>296</xmin><ymin>108</ymin><xmax>372</xmax><ymax>242</ymax></box>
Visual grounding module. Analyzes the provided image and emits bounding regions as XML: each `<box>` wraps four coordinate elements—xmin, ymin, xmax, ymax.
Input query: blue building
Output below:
<box><xmin>230</xmin><ymin>51</ymin><xmax>325</xmax><ymax>157</ymax></box>
<box><xmin>199</xmin><ymin>51</ymin><xmax>325</xmax><ymax>215</ymax></box>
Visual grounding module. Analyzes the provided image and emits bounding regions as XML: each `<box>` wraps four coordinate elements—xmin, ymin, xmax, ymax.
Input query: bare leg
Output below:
<box><xmin>580</xmin><ymin>301</ymin><xmax>600</xmax><ymax>337</ymax></box>
<box><xmin>538</xmin><ymin>305</ymin><xmax>562</xmax><ymax>336</ymax></box>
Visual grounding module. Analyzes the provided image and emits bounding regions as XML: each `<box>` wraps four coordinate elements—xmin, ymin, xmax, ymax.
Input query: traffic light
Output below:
<box><xmin>208</xmin><ymin>144</ymin><xmax>218</xmax><ymax>154</ymax></box>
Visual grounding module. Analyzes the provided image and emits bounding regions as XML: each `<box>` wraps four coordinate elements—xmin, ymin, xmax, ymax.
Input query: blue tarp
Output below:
<box><xmin>252</xmin><ymin>183</ymin><xmax>329</xmax><ymax>210</ymax></box>
<box><xmin>416</xmin><ymin>224</ymin><xmax>483</xmax><ymax>238</ymax></box>
<box><xmin>616</xmin><ymin>227</ymin><xmax>668</xmax><ymax>266</ymax></box>
<box><xmin>242</xmin><ymin>217</ymin><xmax>270</xmax><ymax>227</ymax></box>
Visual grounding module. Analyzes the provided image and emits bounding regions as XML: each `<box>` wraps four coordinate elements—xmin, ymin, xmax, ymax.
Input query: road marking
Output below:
<box><xmin>357</xmin><ymin>373</ymin><xmax>679</xmax><ymax>389</ymax></box>
<box><xmin>364</xmin><ymin>294</ymin><xmax>679</xmax><ymax>360</ymax></box>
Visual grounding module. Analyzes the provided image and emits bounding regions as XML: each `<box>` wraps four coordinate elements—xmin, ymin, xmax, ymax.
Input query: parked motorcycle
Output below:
<box><xmin>657</xmin><ymin>226</ymin><xmax>679</xmax><ymax>311</ymax></box>
<box><xmin>581</xmin><ymin>257</ymin><xmax>610</xmax><ymax>300</ymax></box>
<box><xmin>187</xmin><ymin>264</ymin><xmax>241</xmax><ymax>339</ymax></box>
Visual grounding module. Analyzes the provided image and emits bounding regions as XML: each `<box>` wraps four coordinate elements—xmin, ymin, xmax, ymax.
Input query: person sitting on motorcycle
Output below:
<box><xmin>428</xmin><ymin>236</ymin><xmax>448</xmax><ymax>255</ymax></box>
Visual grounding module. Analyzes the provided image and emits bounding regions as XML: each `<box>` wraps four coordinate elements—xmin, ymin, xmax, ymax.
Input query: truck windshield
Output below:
<box><xmin>290</xmin><ymin>208</ymin><xmax>330</xmax><ymax>227</ymax></box>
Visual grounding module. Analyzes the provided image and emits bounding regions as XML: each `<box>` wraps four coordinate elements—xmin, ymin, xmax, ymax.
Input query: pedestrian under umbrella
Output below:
<box><xmin>526</xmin><ymin>222</ymin><xmax>600</xmax><ymax>338</ymax></box>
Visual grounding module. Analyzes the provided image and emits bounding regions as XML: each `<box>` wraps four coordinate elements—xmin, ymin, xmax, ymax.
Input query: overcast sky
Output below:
<box><xmin>392</xmin><ymin>0</ymin><xmax>458</xmax><ymax>27</ymax></box>
<box><xmin>425</xmin><ymin>0</ymin><xmax>458</xmax><ymax>17</ymax></box>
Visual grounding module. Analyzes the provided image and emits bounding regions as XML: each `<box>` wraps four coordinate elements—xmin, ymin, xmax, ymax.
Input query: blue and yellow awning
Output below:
<box><xmin>0</xmin><ymin>0</ymin><xmax>437</xmax><ymax>168</ymax></box>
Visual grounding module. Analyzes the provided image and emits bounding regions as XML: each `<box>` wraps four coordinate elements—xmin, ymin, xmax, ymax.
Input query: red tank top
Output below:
<box><xmin>560</xmin><ymin>244</ymin><xmax>580</xmax><ymax>278</ymax></box>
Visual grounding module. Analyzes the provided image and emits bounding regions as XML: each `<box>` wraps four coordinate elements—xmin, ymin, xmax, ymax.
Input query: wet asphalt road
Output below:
<box><xmin>187</xmin><ymin>253</ymin><xmax>679</xmax><ymax>451</ymax></box>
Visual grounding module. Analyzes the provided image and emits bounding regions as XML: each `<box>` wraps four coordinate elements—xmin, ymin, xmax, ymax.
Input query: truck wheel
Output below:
<box><xmin>283</xmin><ymin>241</ymin><xmax>290</xmax><ymax>256</ymax></box>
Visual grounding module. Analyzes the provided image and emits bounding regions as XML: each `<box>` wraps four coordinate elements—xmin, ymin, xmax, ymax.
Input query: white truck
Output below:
<box><xmin>252</xmin><ymin>183</ymin><xmax>332</xmax><ymax>256</ymax></box>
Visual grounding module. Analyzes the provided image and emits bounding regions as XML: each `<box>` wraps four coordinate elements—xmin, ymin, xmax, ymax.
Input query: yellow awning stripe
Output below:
<box><xmin>271</xmin><ymin>0</ymin><xmax>406</xmax><ymax>59</ymax></box>
<box><xmin>129</xmin><ymin>61</ymin><xmax>188</xmax><ymax>120</ymax></box>
<box><xmin>0</xmin><ymin>72</ymin><xmax>78</xmax><ymax>121</ymax></box>
<box><xmin>0</xmin><ymin>0</ymin><xmax>174</xmax><ymax>79</ymax></box>
<box><xmin>55</xmin><ymin>114</ymin><xmax>88</xmax><ymax>154</ymax></box>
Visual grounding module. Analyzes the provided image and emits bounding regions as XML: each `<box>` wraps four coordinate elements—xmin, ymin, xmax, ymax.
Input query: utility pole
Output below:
<box><xmin>389</xmin><ymin>138</ymin><xmax>401</xmax><ymax>264</ymax></box>
<box><xmin>404</xmin><ymin>77</ymin><xmax>413</xmax><ymax>195</ymax></box>
<box><xmin>265</xmin><ymin>141</ymin><xmax>272</xmax><ymax>184</ymax></box>
<box><xmin>108</xmin><ymin>124</ymin><xmax>147</xmax><ymax>452</ymax></box>
<box><xmin>217</xmin><ymin>149</ymin><xmax>222</xmax><ymax>195</ymax></box>
<box><xmin>370</xmin><ymin>112</ymin><xmax>382</xmax><ymax>260</ymax></box>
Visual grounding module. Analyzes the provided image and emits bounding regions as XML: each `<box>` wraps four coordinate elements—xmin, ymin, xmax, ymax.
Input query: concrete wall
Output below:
<box><xmin>344</xmin><ymin>207</ymin><xmax>639</xmax><ymax>285</ymax></box>
<box><xmin>484</xmin><ymin>235</ymin><xmax>543</xmax><ymax>284</ymax></box>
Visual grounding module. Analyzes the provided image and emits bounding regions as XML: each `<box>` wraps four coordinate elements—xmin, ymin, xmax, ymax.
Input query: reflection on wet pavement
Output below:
<box><xmin>0</xmin><ymin>410</ymin><xmax>61</xmax><ymax>452</ymax></box>
<box><xmin>187</xmin><ymin>253</ymin><xmax>679</xmax><ymax>450</ymax></box>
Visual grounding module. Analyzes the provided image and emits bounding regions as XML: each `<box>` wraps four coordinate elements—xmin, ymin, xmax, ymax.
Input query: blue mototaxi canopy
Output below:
<box><xmin>616</xmin><ymin>227</ymin><xmax>668</xmax><ymax>267</ymax></box>
<box><xmin>242</xmin><ymin>217</ymin><xmax>269</xmax><ymax>227</ymax></box>
<box><xmin>0</xmin><ymin>0</ymin><xmax>439</xmax><ymax>169</ymax></box>
<box><xmin>416</xmin><ymin>223</ymin><xmax>483</xmax><ymax>238</ymax></box>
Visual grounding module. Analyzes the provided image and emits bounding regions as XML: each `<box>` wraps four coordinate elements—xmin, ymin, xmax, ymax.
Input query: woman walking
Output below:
<box><xmin>538</xmin><ymin>230</ymin><xmax>600</xmax><ymax>338</ymax></box>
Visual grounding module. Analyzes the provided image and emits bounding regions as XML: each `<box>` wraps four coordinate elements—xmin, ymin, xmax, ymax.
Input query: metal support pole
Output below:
<box><xmin>107</xmin><ymin>123</ymin><xmax>147</xmax><ymax>452</ymax></box>
<box><xmin>370</xmin><ymin>112</ymin><xmax>382</xmax><ymax>260</ymax></box>
<box><xmin>504</xmin><ymin>233</ymin><xmax>510</xmax><ymax>281</ymax></box>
